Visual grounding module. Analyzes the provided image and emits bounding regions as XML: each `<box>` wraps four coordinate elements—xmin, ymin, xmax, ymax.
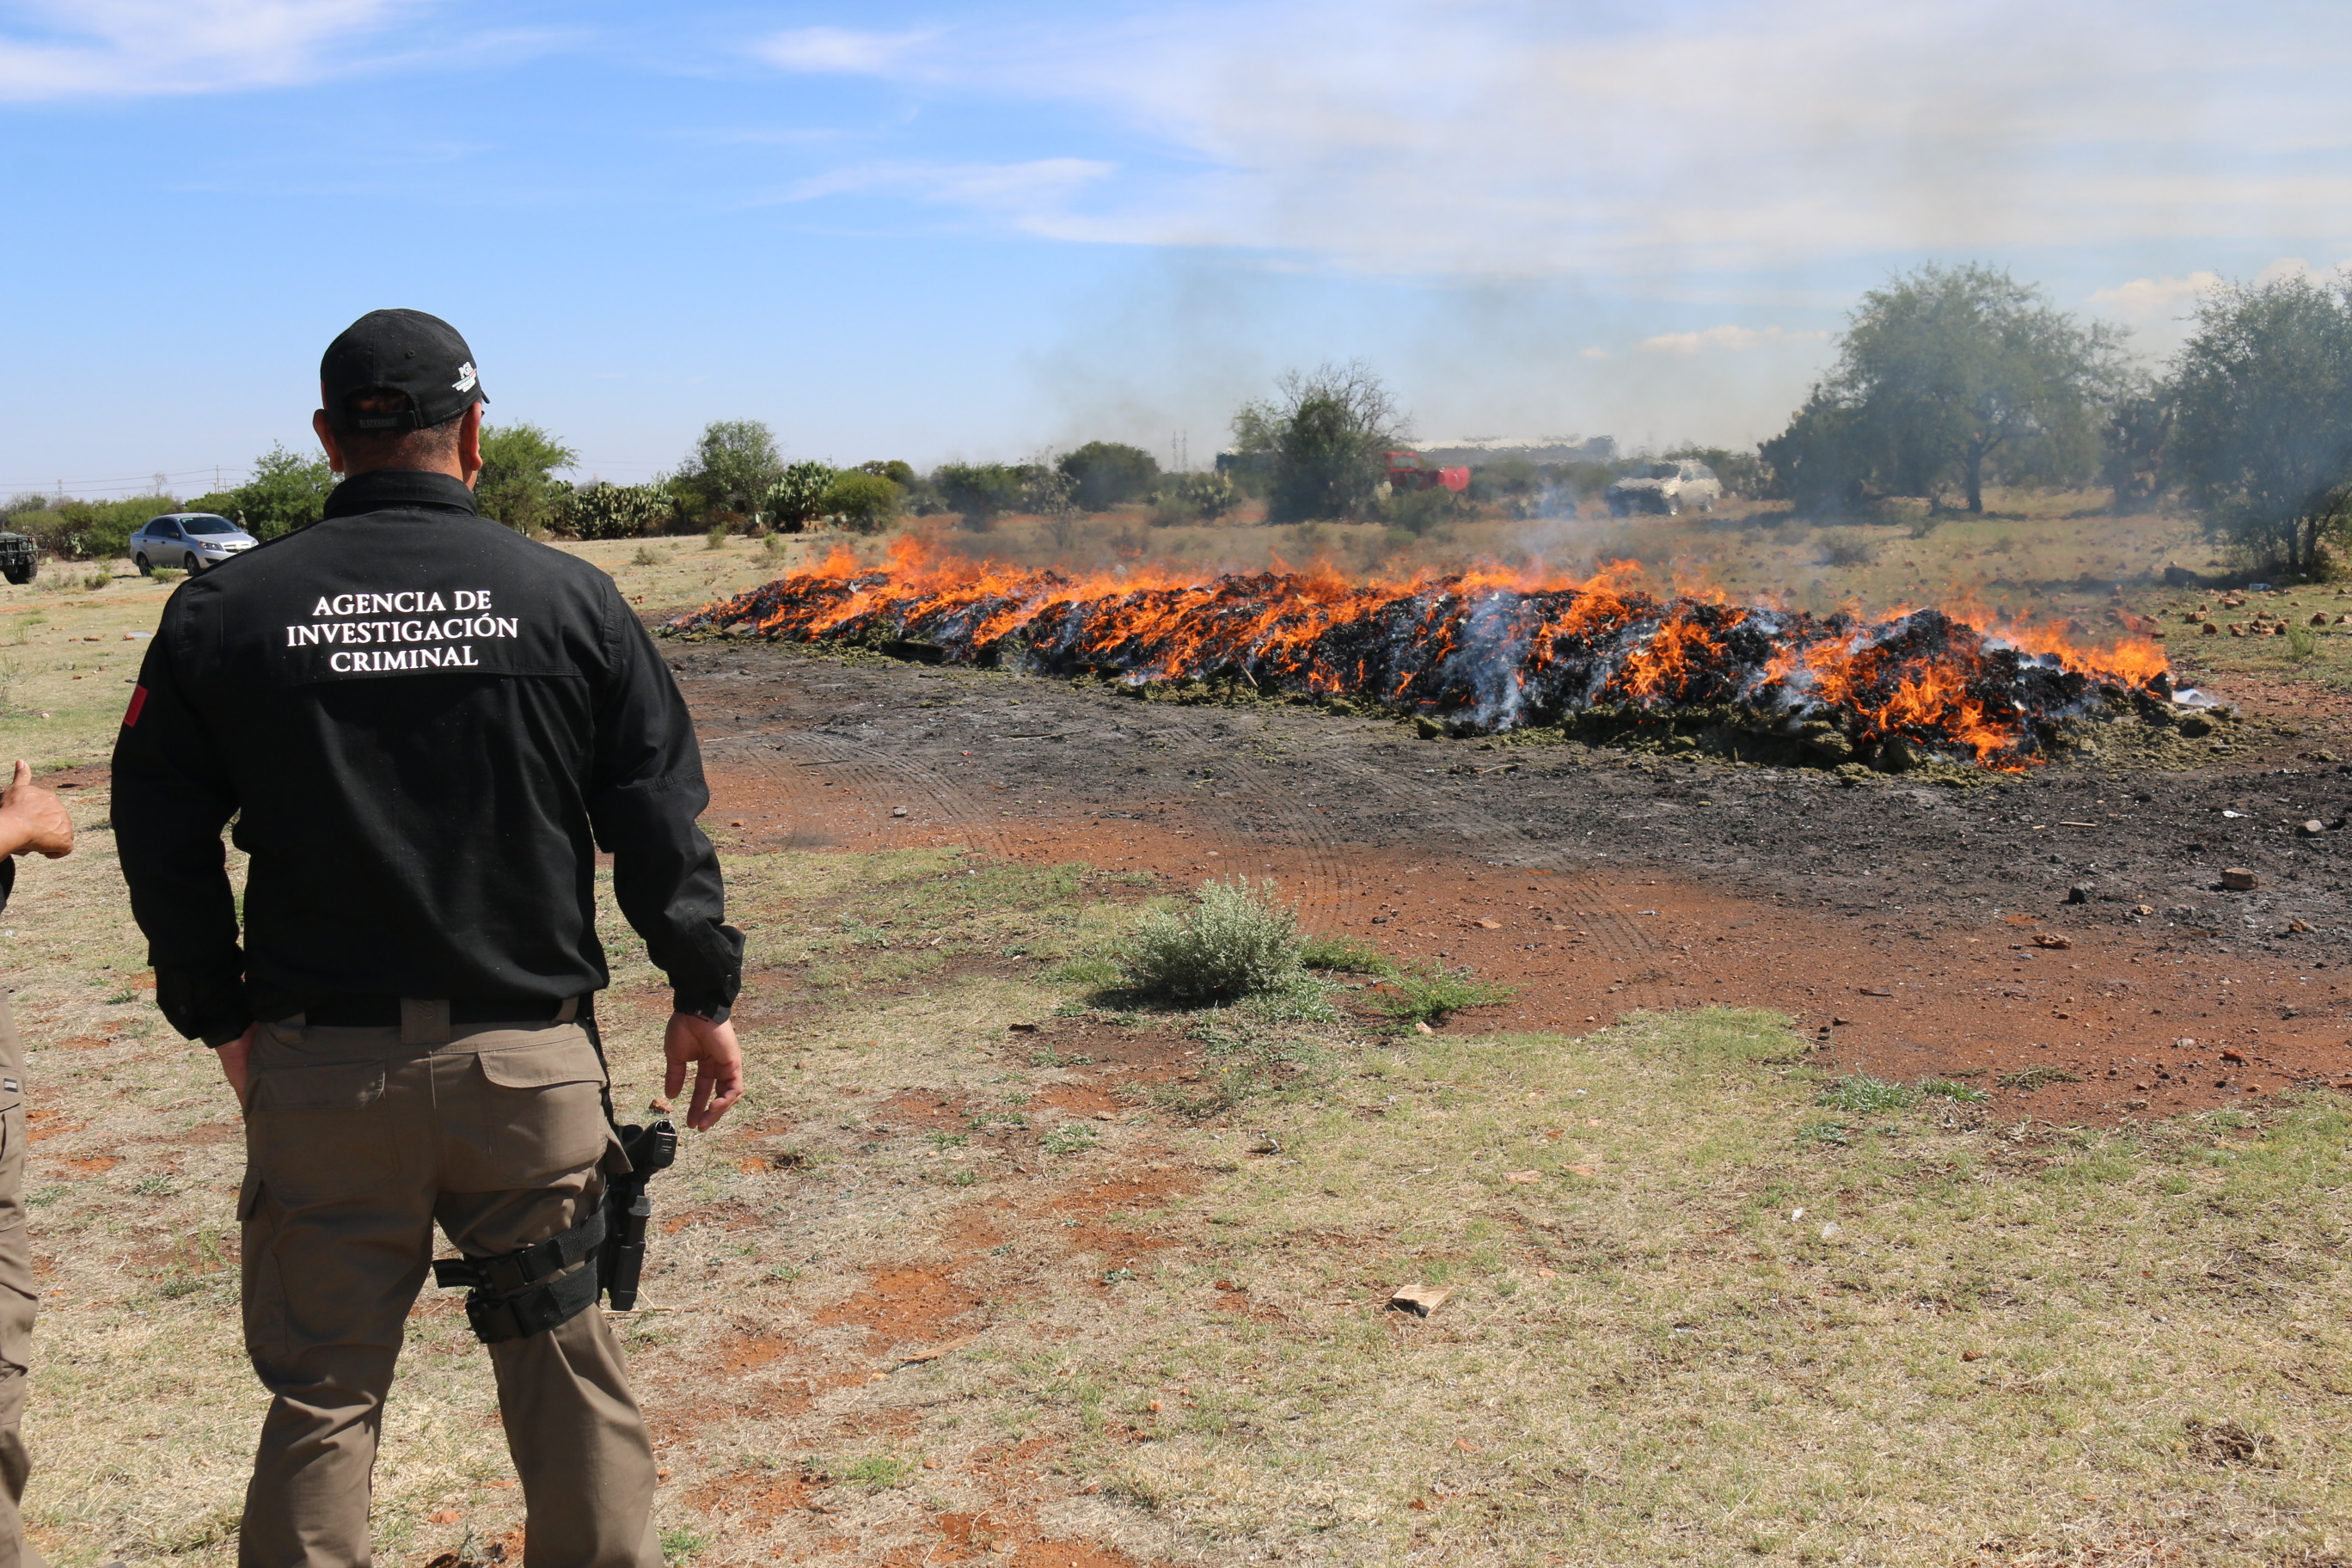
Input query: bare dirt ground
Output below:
<box><xmin>676</xmin><ymin>641</ymin><xmax>2352</xmax><ymax>1130</ymax></box>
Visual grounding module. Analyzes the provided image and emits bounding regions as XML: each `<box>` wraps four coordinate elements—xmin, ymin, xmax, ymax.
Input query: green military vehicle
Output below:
<box><xmin>0</xmin><ymin>531</ymin><xmax>34</xmax><ymax>585</ymax></box>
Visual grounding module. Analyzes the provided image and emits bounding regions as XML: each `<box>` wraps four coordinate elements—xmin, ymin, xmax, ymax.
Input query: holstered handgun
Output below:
<box><xmin>597</xmin><ymin>1119</ymin><xmax>677</xmax><ymax>1312</ymax></box>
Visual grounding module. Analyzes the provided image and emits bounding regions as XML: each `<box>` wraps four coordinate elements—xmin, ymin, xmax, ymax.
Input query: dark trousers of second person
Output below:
<box><xmin>236</xmin><ymin>1007</ymin><xmax>660</xmax><ymax>1568</ymax></box>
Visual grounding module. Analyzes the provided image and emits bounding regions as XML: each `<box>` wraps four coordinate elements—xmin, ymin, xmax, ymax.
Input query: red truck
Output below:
<box><xmin>1385</xmin><ymin>450</ymin><xmax>1470</xmax><ymax>493</ymax></box>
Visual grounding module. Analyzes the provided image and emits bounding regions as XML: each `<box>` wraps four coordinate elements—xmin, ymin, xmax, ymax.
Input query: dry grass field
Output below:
<box><xmin>8</xmin><ymin>511</ymin><xmax>2352</xmax><ymax>1566</ymax></box>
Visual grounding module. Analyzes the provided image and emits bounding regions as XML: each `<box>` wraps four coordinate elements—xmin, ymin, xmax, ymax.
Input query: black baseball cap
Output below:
<box><xmin>319</xmin><ymin>308</ymin><xmax>487</xmax><ymax>433</ymax></box>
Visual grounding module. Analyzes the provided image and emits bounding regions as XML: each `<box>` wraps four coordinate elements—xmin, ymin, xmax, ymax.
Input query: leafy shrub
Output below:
<box><xmin>1119</xmin><ymin>879</ymin><xmax>1303</xmax><ymax>1004</ymax></box>
<box><xmin>763</xmin><ymin>462</ymin><xmax>834</xmax><ymax>533</ymax></box>
<box><xmin>1816</xmin><ymin>528</ymin><xmax>1880</xmax><ymax>567</ymax></box>
<box><xmin>933</xmin><ymin>462</ymin><xmax>1026</xmax><ymax>530</ymax></box>
<box><xmin>561</xmin><ymin>482</ymin><xmax>675</xmax><ymax>541</ymax></box>
<box><xmin>1150</xmin><ymin>470</ymin><xmax>1239</xmax><ymax>526</ymax></box>
<box><xmin>822</xmin><ymin>469</ymin><xmax>899</xmax><ymax>534</ymax></box>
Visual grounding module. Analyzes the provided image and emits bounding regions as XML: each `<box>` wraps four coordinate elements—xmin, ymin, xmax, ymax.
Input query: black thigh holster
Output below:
<box><xmin>432</xmin><ymin>1205</ymin><xmax>606</xmax><ymax>1344</ymax></box>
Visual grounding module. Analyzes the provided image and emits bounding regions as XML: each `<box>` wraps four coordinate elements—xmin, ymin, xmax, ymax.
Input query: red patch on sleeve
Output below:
<box><xmin>122</xmin><ymin>684</ymin><xmax>148</xmax><ymax>727</ymax></box>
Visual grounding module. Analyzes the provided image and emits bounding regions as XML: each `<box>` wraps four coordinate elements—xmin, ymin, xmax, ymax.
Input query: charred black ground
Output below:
<box><xmin>671</xmin><ymin>640</ymin><xmax>2352</xmax><ymax>962</ymax></box>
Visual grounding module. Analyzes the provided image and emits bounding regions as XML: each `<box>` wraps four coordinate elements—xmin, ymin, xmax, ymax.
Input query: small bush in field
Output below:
<box><xmin>1121</xmin><ymin>879</ymin><xmax>1303</xmax><ymax>1004</ymax></box>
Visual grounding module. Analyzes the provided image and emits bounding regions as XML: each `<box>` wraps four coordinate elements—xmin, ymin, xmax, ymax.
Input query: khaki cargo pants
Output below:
<box><xmin>238</xmin><ymin>1008</ymin><xmax>659</xmax><ymax>1568</ymax></box>
<box><xmin>0</xmin><ymin>995</ymin><xmax>46</xmax><ymax>1568</ymax></box>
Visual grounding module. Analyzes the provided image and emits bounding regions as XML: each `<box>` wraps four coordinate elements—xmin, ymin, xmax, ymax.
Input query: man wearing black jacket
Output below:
<box><xmin>113</xmin><ymin>309</ymin><xmax>744</xmax><ymax>1568</ymax></box>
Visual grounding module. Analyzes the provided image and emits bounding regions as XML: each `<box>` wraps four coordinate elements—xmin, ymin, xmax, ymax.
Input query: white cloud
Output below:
<box><xmin>748</xmin><ymin>0</ymin><xmax>2352</xmax><ymax>283</ymax></box>
<box><xmin>1636</xmin><ymin>325</ymin><xmax>1827</xmax><ymax>355</ymax></box>
<box><xmin>775</xmin><ymin>157</ymin><xmax>1117</xmax><ymax>230</ymax></box>
<box><xmin>1578</xmin><ymin>346</ymin><xmax>1610</xmax><ymax>360</ymax></box>
<box><xmin>751</xmin><ymin>26</ymin><xmax>936</xmax><ymax>75</ymax></box>
<box><xmin>2087</xmin><ymin>271</ymin><xmax>2224</xmax><ymax>320</ymax></box>
<box><xmin>0</xmin><ymin>0</ymin><xmax>416</xmax><ymax>101</ymax></box>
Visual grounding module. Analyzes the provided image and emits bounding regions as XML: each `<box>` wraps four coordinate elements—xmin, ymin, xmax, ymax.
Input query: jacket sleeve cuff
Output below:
<box><xmin>200</xmin><ymin>1014</ymin><xmax>255</xmax><ymax>1048</ymax></box>
<box><xmin>671</xmin><ymin>992</ymin><xmax>732</xmax><ymax>1025</ymax></box>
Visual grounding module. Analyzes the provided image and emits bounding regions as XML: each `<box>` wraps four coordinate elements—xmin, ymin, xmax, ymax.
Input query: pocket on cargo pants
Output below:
<box><xmin>242</xmin><ymin>1028</ymin><xmax>397</xmax><ymax>1207</ymax></box>
<box><xmin>460</xmin><ymin>1028</ymin><xmax>610</xmax><ymax>1191</ymax></box>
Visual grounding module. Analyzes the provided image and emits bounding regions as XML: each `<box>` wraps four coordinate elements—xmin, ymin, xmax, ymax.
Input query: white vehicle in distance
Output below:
<box><xmin>1604</xmin><ymin>459</ymin><xmax>1723</xmax><ymax>518</ymax></box>
<box><xmin>131</xmin><ymin>512</ymin><xmax>259</xmax><ymax>575</ymax></box>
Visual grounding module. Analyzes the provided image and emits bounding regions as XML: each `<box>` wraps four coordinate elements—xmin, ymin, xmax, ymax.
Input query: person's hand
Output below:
<box><xmin>0</xmin><ymin>761</ymin><xmax>73</xmax><ymax>859</ymax></box>
<box><xmin>663</xmin><ymin>1013</ymin><xmax>743</xmax><ymax>1130</ymax></box>
<box><xmin>217</xmin><ymin>1024</ymin><xmax>255</xmax><ymax>1108</ymax></box>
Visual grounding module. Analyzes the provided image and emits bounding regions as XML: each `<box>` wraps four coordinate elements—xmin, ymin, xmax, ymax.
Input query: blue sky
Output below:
<box><xmin>4</xmin><ymin>0</ymin><xmax>2351</xmax><ymax>498</ymax></box>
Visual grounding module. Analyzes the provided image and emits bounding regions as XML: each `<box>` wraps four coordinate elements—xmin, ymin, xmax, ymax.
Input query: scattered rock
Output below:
<box><xmin>2220</xmin><ymin>1049</ymin><xmax>2246</xmax><ymax>1063</ymax></box>
<box><xmin>2133</xmin><ymin>903</ymin><xmax>2155</xmax><ymax>916</ymax></box>
<box><xmin>1244</xmin><ymin>1133</ymin><xmax>1280</xmax><ymax>1155</ymax></box>
<box><xmin>1819</xmin><ymin>1222</ymin><xmax>1841</xmax><ymax>1240</ymax></box>
<box><xmin>2300</xmin><ymin>819</ymin><xmax>2327</xmax><ymax>836</ymax></box>
<box><xmin>1858</xmin><ymin>985</ymin><xmax>1894</xmax><ymax>997</ymax></box>
<box><xmin>1412</xmin><ymin>1020</ymin><xmax>1435</xmax><ymax>1035</ymax></box>
<box><xmin>1962</xmin><ymin>1350</ymin><xmax>1985</xmax><ymax>1362</ymax></box>
<box><xmin>2176</xmin><ymin>1037</ymin><xmax>2196</xmax><ymax>1048</ymax></box>
<box><xmin>2033</xmin><ymin>934</ymin><xmax>2072</xmax><ymax>949</ymax></box>
<box><xmin>891</xmin><ymin>805</ymin><xmax>910</xmax><ymax>818</ymax></box>
<box><xmin>2221</xmin><ymin>868</ymin><xmax>2260</xmax><ymax>891</ymax></box>
<box><xmin>2288</xmin><ymin>918</ymin><xmax>2316</xmax><ymax>934</ymax></box>
<box><xmin>1475</xmin><ymin>918</ymin><xmax>1502</xmax><ymax>930</ymax></box>
<box><xmin>2066</xmin><ymin>883</ymin><xmax>2093</xmax><ymax>903</ymax></box>
<box><xmin>648</xmin><ymin>1096</ymin><xmax>671</xmax><ymax>1113</ymax></box>
<box><xmin>1388</xmin><ymin>1283</ymin><xmax>1452</xmax><ymax>1317</ymax></box>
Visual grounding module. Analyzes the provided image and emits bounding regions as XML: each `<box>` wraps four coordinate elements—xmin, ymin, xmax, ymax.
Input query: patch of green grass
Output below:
<box><xmin>659</xmin><ymin>1525</ymin><xmax>708</xmax><ymax>1562</ymax></box>
<box><xmin>1367</xmin><ymin>964</ymin><xmax>1513</xmax><ymax>1026</ymax></box>
<box><xmin>1816</xmin><ymin>1073</ymin><xmax>1920</xmax><ymax>1114</ymax></box>
<box><xmin>1921</xmin><ymin>1076</ymin><xmax>1991</xmax><ymax>1104</ymax></box>
<box><xmin>836</xmin><ymin>1455</ymin><xmax>915</xmax><ymax>1490</ymax></box>
<box><xmin>1042</xmin><ymin>1123</ymin><xmax>1099</xmax><ymax>1155</ymax></box>
<box><xmin>1297</xmin><ymin>934</ymin><xmax>1393</xmax><ymax>975</ymax></box>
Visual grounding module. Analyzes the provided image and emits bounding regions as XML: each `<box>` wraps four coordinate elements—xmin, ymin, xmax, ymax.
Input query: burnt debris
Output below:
<box><xmin>668</xmin><ymin>559</ymin><xmax>2179</xmax><ymax>771</ymax></box>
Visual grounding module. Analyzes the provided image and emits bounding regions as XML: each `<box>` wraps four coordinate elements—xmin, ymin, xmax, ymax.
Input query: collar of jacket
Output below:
<box><xmin>322</xmin><ymin>469</ymin><xmax>481</xmax><ymax>521</ymax></box>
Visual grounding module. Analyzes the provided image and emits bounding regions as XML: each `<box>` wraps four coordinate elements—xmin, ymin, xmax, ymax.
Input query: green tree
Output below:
<box><xmin>476</xmin><ymin>421</ymin><xmax>578</xmax><ymax>534</ymax></box>
<box><xmin>2165</xmin><ymin>274</ymin><xmax>2352</xmax><ymax>573</ymax></box>
<box><xmin>236</xmin><ymin>443</ymin><xmax>335</xmax><ymax>538</ymax></box>
<box><xmin>932</xmin><ymin>462</ymin><xmax>1025</xmax><ymax>530</ymax></box>
<box><xmin>1056</xmin><ymin>441</ymin><xmax>1161</xmax><ymax>511</ymax></box>
<box><xmin>821</xmin><ymin>469</ymin><xmax>899</xmax><ymax>534</ymax></box>
<box><xmin>762</xmin><ymin>462</ymin><xmax>834</xmax><ymax>533</ymax></box>
<box><xmin>1784</xmin><ymin>263</ymin><xmax>2120</xmax><ymax>514</ymax></box>
<box><xmin>1232</xmin><ymin>362</ymin><xmax>1406</xmax><ymax>523</ymax></box>
<box><xmin>1759</xmin><ymin>391</ymin><xmax>1873</xmax><ymax>515</ymax></box>
<box><xmin>681</xmin><ymin>420</ymin><xmax>783</xmax><ymax>521</ymax></box>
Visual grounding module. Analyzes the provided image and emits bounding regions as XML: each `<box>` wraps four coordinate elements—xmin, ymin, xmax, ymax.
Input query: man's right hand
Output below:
<box><xmin>0</xmin><ymin>760</ymin><xmax>73</xmax><ymax>859</ymax></box>
<box><xmin>663</xmin><ymin>1013</ymin><xmax>744</xmax><ymax>1130</ymax></box>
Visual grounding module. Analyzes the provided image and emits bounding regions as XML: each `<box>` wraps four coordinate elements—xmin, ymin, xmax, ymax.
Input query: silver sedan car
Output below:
<box><xmin>131</xmin><ymin>513</ymin><xmax>259</xmax><ymax>575</ymax></box>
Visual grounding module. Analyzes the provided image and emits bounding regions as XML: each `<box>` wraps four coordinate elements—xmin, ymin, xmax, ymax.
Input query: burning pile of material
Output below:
<box><xmin>669</xmin><ymin>542</ymin><xmax>2177</xmax><ymax>769</ymax></box>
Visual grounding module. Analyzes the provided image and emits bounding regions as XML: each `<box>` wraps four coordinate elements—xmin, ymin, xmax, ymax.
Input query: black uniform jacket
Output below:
<box><xmin>112</xmin><ymin>469</ymin><xmax>744</xmax><ymax>1044</ymax></box>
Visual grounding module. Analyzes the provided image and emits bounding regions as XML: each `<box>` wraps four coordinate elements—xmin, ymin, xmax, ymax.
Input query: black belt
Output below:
<box><xmin>297</xmin><ymin>996</ymin><xmax>573</xmax><ymax>1027</ymax></box>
